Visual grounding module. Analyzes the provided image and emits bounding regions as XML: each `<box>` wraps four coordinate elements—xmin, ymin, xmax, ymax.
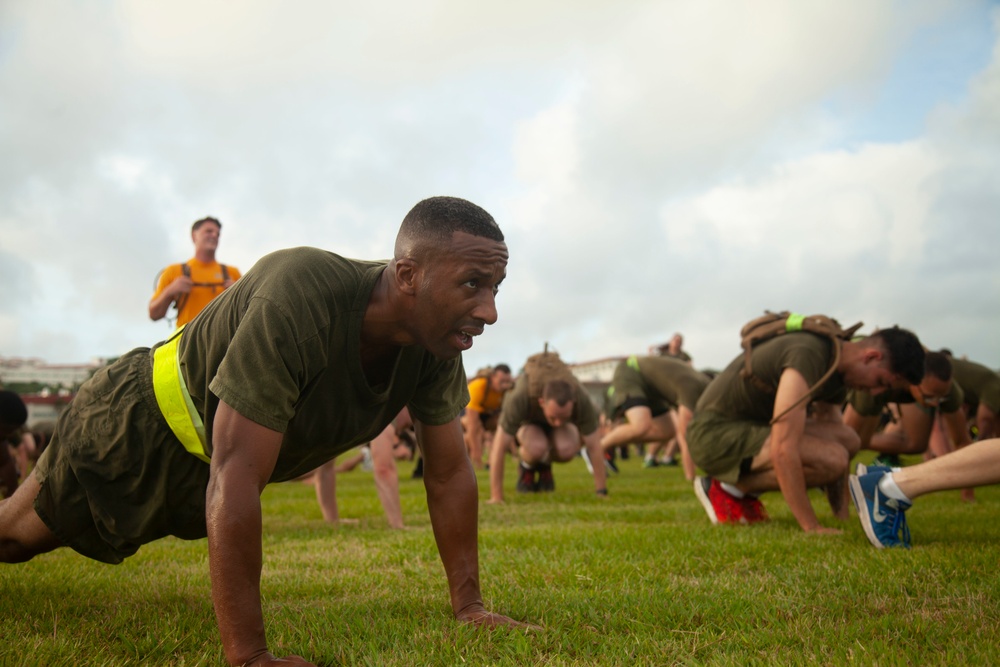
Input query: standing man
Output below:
<box><xmin>461</xmin><ymin>364</ymin><xmax>514</xmax><ymax>468</ymax></box>
<box><xmin>0</xmin><ymin>197</ymin><xmax>533</xmax><ymax>667</ymax></box>
<box><xmin>688</xmin><ymin>325</ymin><xmax>924</xmax><ymax>533</ymax></box>
<box><xmin>600</xmin><ymin>355</ymin><xmax>710</xmax><ymax>480</ymax></box>
<box><xmin>488</xmin><ymin>352</ymin><xmax>607</xmax><ymax>501</ymax></box>
<box><xmin>149</xmin><ymin>216</ymin><xmax>241</xmax><ymax>328</ymax></box>
<box><xmin>654</xmin><ymin>333</ymin><xmax>692</xmax><ymax>365</ymax></box>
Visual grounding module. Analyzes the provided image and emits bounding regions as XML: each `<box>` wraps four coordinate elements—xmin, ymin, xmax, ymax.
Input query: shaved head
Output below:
<box><xmin>394</xmin><ymin>196</ymin><xmax>503</xmax><ymax>261</ymax></box>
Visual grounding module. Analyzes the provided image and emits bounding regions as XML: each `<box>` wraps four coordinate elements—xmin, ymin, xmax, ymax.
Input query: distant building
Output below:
<box><xmin>20</xmin><ymin>393</ymin><xmax>73</xmax><ymax>428</ymax></box>
<box><xmin>0</xmin><ymin>356</ymin><xmax>106</xmax><ymax>389</ymax></box>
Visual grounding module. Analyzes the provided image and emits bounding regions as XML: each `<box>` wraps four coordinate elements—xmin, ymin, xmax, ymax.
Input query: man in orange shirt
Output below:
<box><xmin>149</xmin><ymin>217</ymin><xmax>241</xmax><ymax>328</ymax></box>
<box><xmin>462</xmin><ymin>364</ymin><xmax>513</xmax><ymax>468</ymax></box>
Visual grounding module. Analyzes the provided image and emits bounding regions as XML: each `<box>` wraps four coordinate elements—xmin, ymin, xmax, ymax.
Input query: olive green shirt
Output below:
<box><xmin>950</xmin><ymin>358</ymin><xmax>1000</xmax><ymax>414</ymax></box>
<box><xmin>176</xmin><ymin>247</ymin><xmax>469</xmax><ymax>482</ymax></box>
<box><xmin>607</xmin><ymin>355</ymin><xmax>710</xmax><ymax>415</ymax></box>
<box><xmin>848</xmin><ymin>382</ymin><xmax>963</xmax><ymax>417</ymax></box>
<box><xmin>498</xmin><ymin>374</ymin><xmax>599</xmax><ymax>436</ymax></box>
<box><xmin>695</xmin><ymin>334</ymin><xmax>847</xmax><ymax>422</ymax></box>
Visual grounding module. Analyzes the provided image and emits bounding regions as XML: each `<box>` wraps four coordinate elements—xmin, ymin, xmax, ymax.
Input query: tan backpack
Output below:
<box><xmin>739</xmin><ymin>311</ymin><xmax>863</xmax><ymax>423</ymax></box>
<box><xmin>522</xmin><ymin>345</ymin><xmax>577</xmax><ymax>399</ymax></box>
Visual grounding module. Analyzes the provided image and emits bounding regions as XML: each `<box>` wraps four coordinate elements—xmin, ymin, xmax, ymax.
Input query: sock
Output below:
<box><xmin>878</xmin><ymin>473</ymin><xmax>913</xmax><ymax>505</ymax></box>
<box><xmin>719</xmin><ymin>482</ymin><xmax>745</xmax><ymax>498</ymax></box>
<box><xmin>520</xmin><ymin>461</ymin><xmax>536</xmax><ymax>471</ymax></box>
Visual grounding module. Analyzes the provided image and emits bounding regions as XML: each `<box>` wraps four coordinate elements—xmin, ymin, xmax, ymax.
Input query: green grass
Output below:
<box><xmin>2</xmin><ymin>452</ymin><xmax>999</xmax><ymax>666</ymax></box>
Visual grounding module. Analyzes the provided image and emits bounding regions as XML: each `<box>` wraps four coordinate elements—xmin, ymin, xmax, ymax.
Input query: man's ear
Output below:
<box><xmin>394</xmin><ymin>258</ymin><xmax>419</xmax><ymax>296</ymax></box>
<box><xmin>864</xmin><ymin>348</ymin><xmax>884</xmax><ymax>364</ymax></box>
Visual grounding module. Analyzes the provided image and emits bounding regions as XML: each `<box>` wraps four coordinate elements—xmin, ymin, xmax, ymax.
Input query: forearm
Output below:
<box><xmin>976</xmin><ymin>405</ymin><xmax>996</xmax><ymax>441</ymax></box>
<box><xmin>488</xmin><ymin>431</ymin><xmax>510</xmax><ymax>501</ymax></box>
<box><xmin>426</xmin><ymin>463</ymin><xmax>482</xmax><ymax>615</ymax></box>
<box><xmin>769</xmin><ymin>411</ymin><xmax>818</xmax><ymax>531</ymax></box>
<box><xmin>206</xmin><ymin>477</ymin><xmax>269</xmax><ymax>666</ymax></box>
<box><xmin>148</xmin><ymin>291</ymin><xmax>175</xmax><ymax>321</ymax></box>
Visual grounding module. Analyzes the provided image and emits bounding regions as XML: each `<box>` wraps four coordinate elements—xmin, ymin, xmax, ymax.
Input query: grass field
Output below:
<box><xmin>2</xmin><ymin>451</ymin><xmax>999</xmax><ymax>666</ymax></box>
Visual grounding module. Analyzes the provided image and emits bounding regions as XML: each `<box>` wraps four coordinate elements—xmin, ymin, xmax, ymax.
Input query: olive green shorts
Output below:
<box><xmin>33</xmin><ymin>348</ymin><xmax>211</xmax><ymax>564</ymax></box>
<box><xmin>686</xmin><ymin>411</ymin><xmax>769</xmax><ymax>485</ymax></box>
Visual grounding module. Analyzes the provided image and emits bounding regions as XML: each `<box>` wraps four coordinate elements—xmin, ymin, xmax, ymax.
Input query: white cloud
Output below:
<box><xmin>1</xmin><ymin>0</ymin><xmax>997</xmax><ymax>376</ymax></box>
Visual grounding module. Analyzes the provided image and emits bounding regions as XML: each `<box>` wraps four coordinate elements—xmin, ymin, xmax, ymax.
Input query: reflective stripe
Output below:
<box><xmin>152</xmin><ymin>326</ymin><xmax>210</xmax><ymax>464</ymax></box>
<box><xmin>627</xmin><ymin>355</ymin><xmax>640</xmax><ymax>371</ymax></box>
<box><xmin>785</xmin><ymin>313</ymin><xmax>805</xmax><ymax>333</ymax></box>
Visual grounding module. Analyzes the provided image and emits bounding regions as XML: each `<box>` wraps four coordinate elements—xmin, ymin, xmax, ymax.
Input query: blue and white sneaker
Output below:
<box><xmin>854</xmin><ymin>461</ymin><xmax>892</xmax><ymax>477</ymax></box>
<box><xmin>849</xmin><ymin>471</ymin><xmax>912</xmax><ymax>549</ymax></box>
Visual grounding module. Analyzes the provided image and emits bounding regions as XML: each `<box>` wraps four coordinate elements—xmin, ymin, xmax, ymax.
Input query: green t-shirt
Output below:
<box><xmin>848</xmin><ymin>382</ymin><xmax>963</xmax><ymax>417</ymax></box>
<box><xmin>174</xmin><ymin>247</ymin><xmax>469</xmax><ymax>482</ymax></box>
<box><xmin>695</xmin><ymin>334</ymin><xmax>847</xmax><ymax>423</ymax></box>
<box><xmin>608</xmin><ymin>356</ymin><xmax>710</xmax><ymax>414</ymax></box>
<box><xmin>950</xmin><ymin>358</ymin><xmax>1000</xmax><ymax>414</ymax></box>
<box><xmin>498</xmin><ymin>374</ymin><xmax>599</xmax><ymax>436</ymax></box>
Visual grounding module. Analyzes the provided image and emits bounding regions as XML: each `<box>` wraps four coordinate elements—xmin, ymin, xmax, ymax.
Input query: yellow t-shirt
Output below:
<box><xmin>466</xmin><ymin>376</ymin><xmax>504</xmax><ymax>414</ymax></box>
<box><xmin>153</xmin><ymin>259</ymin><xmax>241</xmax><ymax>328</ymax></box>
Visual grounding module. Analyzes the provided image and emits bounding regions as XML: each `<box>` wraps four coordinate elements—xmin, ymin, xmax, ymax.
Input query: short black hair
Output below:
<box><xmin>395</xmin><ymin>196</ymin><xmax>502</xmax><ymax>258</ymax></box>
<box><xmin>0</xmin><ymin>391</ymin><xmax>27</xmax><ymax>429</ymax></box>
<box><xmin>492</xmin><ymin>364</ymin><xmax>512</xmax><ymax>375</ymax></box>
<box><xmin>542</xmin><ymin>379</ymin><xmax>575</xmax><ymax>406</ymax></box>
<box><xmin>871</xmin><ymin>326</ymin><xmax>925</xmax><ymax>385</ymax></box>
<box><xmin>192</xmin><ymin>217</ymin><xmax>221</xmax><ymax>233</ymax></box>
<box><xmin>923</xmin><ymin>351</ymin><xmax>952</xmax><ymax>382</ymax></box>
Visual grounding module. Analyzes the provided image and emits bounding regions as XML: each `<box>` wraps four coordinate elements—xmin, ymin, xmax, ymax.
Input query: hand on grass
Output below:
<box><xmin>457</xmin><ymin>604</ymin><xmax>542</xmax><ymax>630</ymax></box>
<box><xmin>243</xmin><ymin>651</ymin><xmax>316</xmax><ymax>666</ymax></box>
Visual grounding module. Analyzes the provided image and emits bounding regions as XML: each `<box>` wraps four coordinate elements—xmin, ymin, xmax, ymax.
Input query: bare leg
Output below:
<box><xmin>370</xmin><ymin>429</ymin><xmax>403</xmax><ymax>529</ymax></box>
<box><xmin>313</xmin><ymin>461</ymin><xmax>339</xmax><ymax>523</ymax></box>
<box><xmin>892</xmin><ymin>438</ymin><xmax>1000</xmax><ymax>500</ymax></box>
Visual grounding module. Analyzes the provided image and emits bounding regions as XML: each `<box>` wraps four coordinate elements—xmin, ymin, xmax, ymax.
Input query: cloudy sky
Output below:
<box><xmin>2</xmin><ymin>1</ymin><xmax>998</xmax><ymax>375</ymax></box>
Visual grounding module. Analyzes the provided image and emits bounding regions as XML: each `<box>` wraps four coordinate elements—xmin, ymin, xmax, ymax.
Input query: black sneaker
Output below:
<box><xmin>516</xmin><ymin>463</ymin><xmax>538</xmax><ymax>492</ymax></box>
<box><xmin>536</xmin><ymin>463</ymin><xmax>555</xmax><ymax>492</ymax></box>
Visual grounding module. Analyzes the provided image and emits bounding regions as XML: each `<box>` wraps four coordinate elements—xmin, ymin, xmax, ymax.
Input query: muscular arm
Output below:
<box><xmin>461</xmin><ymin>408</ymin><xmax>485</xmax><ymax>466</ymax></box>
<box><xmin>148</xmin><ymin>275</ymin><xmax>192</xmax><ymax>321</ymax></box>
<box><xmin>975</xmin><ymin>403</ymin><xmax>997</xmax><ymax>441</ymax></box>
<box><xmin>842</xmin><ymin>404</ymin><xmax>877</xmax><ymax>450</ymax></box>
<box><xmin>418</xmin><ymin>417</ymin><xmax>533</xmax><ymax>628</ymax></box>
<box><xmin>675</xmin><ymin>406</ymin><xmax>697</xmax><ymax>482</ymax></box>
<box><xmin>207</xmin><ymin>401</ymin><xmax>310</xmax><ymax>666</ymax></box>
<box><xmin>770</xmin><ymin>368</ymin><xmax>822</xmax><ymax>533</ymax></box>
<box><xmin>488</xmin><ymin>427</ymin><xmax>516</xmax><ymax>503</ymax></box>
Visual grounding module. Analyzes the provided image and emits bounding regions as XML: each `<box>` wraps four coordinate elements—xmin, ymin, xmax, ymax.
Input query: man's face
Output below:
<box><xmin>842</xmin><ymin>350</ymin><xmax>898</xmax><ymax>395</ymax></box>
<box><xmin>411</xmin><ymin>231</ymin><xmax>508</xmax><ymax>360</ymax></box>
<box><xmin>489</xmin><ymin>370</ymin><xmax>514</xmax><ymax>393</ymax></box>
<box><xmin>539</xmin><ymin>398</ymin><xmax>574</xmax><ymax>428</ymax></box>
<box><xmin>909</xmin><ymin>375</ymin><xmax>951</xmax><ymax>409</ymax></box>
<box><xmin>192</xmin><ymin>222</ymin><xmax>221</xmax><ymax>253</ymax></box>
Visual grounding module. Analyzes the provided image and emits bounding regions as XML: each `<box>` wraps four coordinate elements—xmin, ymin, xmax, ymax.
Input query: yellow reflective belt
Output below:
<box><xmin>627</xmin><ymin>355</ymin><xmax>640</xmax><ymax>371</ymax></box>
<box><xmin>152</xmin><ymin>326</ymin><xmax>210</xmax><ymax>464</ymax></box>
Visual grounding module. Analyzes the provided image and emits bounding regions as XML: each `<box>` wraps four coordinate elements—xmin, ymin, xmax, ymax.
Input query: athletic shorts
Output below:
<box><xmin>33</xmin><ymin>348</ymin><xmax>211</xmax><ymax>564</ymax></box>
<box><xmin>686</xmin><ymin>411</ymin><xmax>769</xmax><ymax>485</ymax></box>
